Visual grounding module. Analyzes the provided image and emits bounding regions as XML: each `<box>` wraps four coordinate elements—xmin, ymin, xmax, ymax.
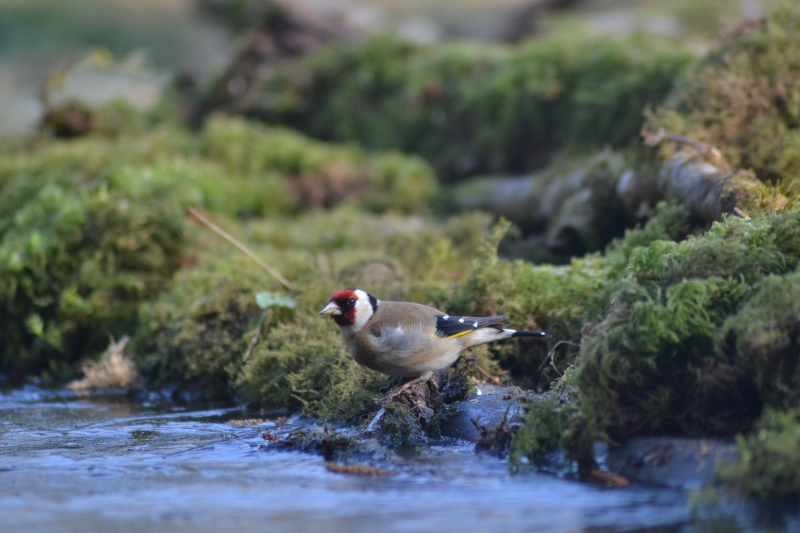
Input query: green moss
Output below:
<box><xmin>646</xmin><ymin>7</ymin><xmax>800</xmax><ymax>187</ymax></box>
<box><xmin>0</xmin><ymin>159</ymin><xmax>190</xmax><ymax>379</ymax></box>
<box><xmin>719</xmin><ymin>407</ymin><xmax>800</xmax><ymax>501</ymax></box>
<box><xmin>206</xmin><ymin>32</ymin><xmax>693</xmax><ymax>180</ymax></box>
<box><xmin>135</xmin><ymin>256</ymin><xmax>266</xmax><ymax>399</ymax></box>
<box><xmin>577</xmin><ymin>208</ymin><xmax>800</xmax><ymax>440</ymax></box>
<box><xmin>133</xmin><ymin>206</ymin><xmax>494</xmax><ymax>418</ymax></box>
<box><xmin>200</xmin><ymin>115</ymin><xmax>438</xmax><ymax>213</ymax></box>
<box><xmin>39</xmin><ymin>100</ymin><xmax>150</xmax><ymax>140</ymax></box>
<box><xmin>236</xmin><ymin>316</ymin><xmax>383</xmax><ymax>420</ymax></box>
<box><xmin>448</xmin><ymin>202</ymin><xmax>693</xmax><ymax>387</ymax></box>
<box><xmin>0</xmin><ymin>113</ymin><xmax>439</xmax><ymax>382</ymax></box>
<box><xmin>720</xmin><ymin>272</ymin><xmax>800</xmax><ymax>408</ymax></box>
<box><xmin>508</xmin><ymin>392</ymin><xmax>595</xmax><ymax>475</ymax></box>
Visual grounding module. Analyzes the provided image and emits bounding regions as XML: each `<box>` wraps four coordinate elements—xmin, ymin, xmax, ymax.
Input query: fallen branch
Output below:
<box><xmin>538</xmin><ymin>340</ymin><xmax>581</xmax><ymax>375</ymax></box>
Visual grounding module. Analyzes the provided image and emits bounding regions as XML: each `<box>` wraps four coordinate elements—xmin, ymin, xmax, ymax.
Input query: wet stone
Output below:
<box><xmin>603</xmin><ymin>436</ymin><xmax>739</xmax><ymax>490</ymax></box>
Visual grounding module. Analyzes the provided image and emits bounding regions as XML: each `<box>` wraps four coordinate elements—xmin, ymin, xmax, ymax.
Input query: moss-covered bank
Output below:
<box><xmin>577</xmin><ymin>208</ymin><xmax>800</xmax><ymax>441</ymax></box>
<box><xmin>192</xmin><ymin>32</ymin><xmax>694</xmax><ymax>180</ymax></box>
<box><xmin>137</xmin><ymin>205</ymin><xmax>493</xmax><ymax>415</ymax></box>
<box><xmin>646</xmin><ymin>8</ymin><xmax>800</xmax><ymax>188</ymax></box>
<box><xmin>0</xmin><ymin>112</ymin><xmax>437</xmax><ymax>381</ymax></box>
<box><xmin>4</xmin><ymin>3</ymin><xmax>800</xmax><ymax>503</ymax></box>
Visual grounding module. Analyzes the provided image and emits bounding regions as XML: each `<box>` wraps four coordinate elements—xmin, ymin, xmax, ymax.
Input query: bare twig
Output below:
<box><xmin>188</xmin><ymin>207</ymin><xmax>293</xmax><ymax>291</ymax></box>
<box><xmin>242</xmin><ymin>311</ymin><xmax>270</xmax><ymax>362</ymax></box>
<box><xmin>732</xmin><ymin>207</ymin><xmax>750</xmax><ymax>219</ymax></box>
<box><xmin>643</xmin><ymin>127</ymin><xmax>710</xmax><ymax>153</ymax></box>
<box><xmin>642</xmin><ymin>127</ymin><xmax>730</xmax><ymax>172</ymax></box>
<box><xmin>501</xmin><ymin>394</ymin><xmax>530</xmax><ymax>425</ymax></box>
<box><xmin>537</xmin><ymin>340</ymin><xmax>581</xmax><ymax>375</ymax></box>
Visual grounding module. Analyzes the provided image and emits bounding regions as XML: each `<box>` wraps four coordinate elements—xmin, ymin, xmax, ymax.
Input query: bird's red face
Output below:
<box><xmin>318</xmin><ymin>288</ymin><xmax>377</xmax><ymax>329</ymax></box>
<box><xmin>325</xmin><ymin>289</ymin><xmax>358</xmax><ymax>327</ymax></box>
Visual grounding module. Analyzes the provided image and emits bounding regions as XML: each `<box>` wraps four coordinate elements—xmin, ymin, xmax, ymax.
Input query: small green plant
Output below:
<box><xmin>719</xmin><ymin>407</ymin><xmax>800</xmax><ymax>501</ymax></box>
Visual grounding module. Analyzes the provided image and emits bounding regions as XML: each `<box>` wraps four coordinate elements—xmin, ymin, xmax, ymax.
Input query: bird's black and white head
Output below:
<box><xmin>318</xmin><ymin>288</ymin><xmax>378</xmax><ymax>331</ymax></box>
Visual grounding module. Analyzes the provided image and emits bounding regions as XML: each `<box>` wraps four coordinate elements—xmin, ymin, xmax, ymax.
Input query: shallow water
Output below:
<box><xmin>0</xmin><ymin>386</ymin><xmax>792</xmax><ymax>533</ymax></box>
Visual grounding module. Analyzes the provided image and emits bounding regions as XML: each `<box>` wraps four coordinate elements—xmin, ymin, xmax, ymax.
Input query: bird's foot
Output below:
<box><xmin>381</xmin><ymin>372</ymin><xmax>434</xmax><ymax>404</ymax></box>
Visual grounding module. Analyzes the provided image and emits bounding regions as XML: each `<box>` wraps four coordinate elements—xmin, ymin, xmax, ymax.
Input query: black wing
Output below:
<box><xmin>435</xmin><ymin>314</ymin><xmax>508</xmax><ymax>339</ymax></box>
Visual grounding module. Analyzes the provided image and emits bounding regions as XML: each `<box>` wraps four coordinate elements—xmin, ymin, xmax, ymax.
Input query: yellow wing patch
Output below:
<box><xmin>444</xmin><ymin>329</ymin><xmax>473</xmax><ymax>339</ymax></box>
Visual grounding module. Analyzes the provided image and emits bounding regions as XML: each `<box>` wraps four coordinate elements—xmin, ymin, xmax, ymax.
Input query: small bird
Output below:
<box><xmin>318</xmin><ymin>288</ymin><xmax>550</xmax><ymax>390</ymax></box>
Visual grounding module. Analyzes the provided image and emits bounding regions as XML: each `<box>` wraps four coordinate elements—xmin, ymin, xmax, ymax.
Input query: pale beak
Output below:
<box><xmin>318</xmin><ymin>301</ymin><xmax>342</xmax><ymax>316</ymax></box>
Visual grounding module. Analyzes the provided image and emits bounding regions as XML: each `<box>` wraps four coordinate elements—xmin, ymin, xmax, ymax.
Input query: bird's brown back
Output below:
<box><xmin>367</xmin><ymin>301</ymin><xmax>442</xmax><ymax>336</ymax></box>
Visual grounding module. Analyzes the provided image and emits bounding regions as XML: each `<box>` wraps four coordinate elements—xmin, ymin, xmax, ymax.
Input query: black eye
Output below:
<box><xmin>348</xmin><ymin>298</ymin><xmax>356</xmax><ymax>305</ymax></box>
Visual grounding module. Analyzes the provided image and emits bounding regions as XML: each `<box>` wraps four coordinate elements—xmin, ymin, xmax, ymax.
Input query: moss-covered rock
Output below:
<box><xmin>718</xmin><ymin>407</ymin><xmax>800</xmax><ymax>501</ymax></box>
<box><xmin>646</xmin><ymin>8</ymin><xmax>800</xmax><ymax>187</ymax></box>
<box><xmin>199</xmin><ymin>115</ymin><xmax>438</xmax><ymax>214</ymax></box>
<box><xmin>508</xmin><ymin>391</ymin><xmax>595</xmax><ymax>476</ymax></box>
<box><xmin>235</xmin><ymin>316</ymin><xmax>384</xmax><ymax>420</ymax></box>
<box><xmin>195</xmin><ymin>32</ymin><xmax>694</xmax><ymax>180</ymax></box>
<box><xmin>0</xmin><ymin>156</ymin><xmax>190</xmax><ymax>380</ymax></box>
<box><xmin>577</xmin><ymin>207</ymin><xmax>800</xmax><ymax>441</ymax></box>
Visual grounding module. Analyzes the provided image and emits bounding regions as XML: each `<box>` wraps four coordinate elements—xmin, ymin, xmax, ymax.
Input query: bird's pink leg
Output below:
<box><xmin>383</xmin><ymin>371</ymin><xmax>434</xmax><ymax>402</ymax></box>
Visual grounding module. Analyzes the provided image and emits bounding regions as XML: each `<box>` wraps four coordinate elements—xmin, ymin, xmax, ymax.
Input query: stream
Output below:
<box><xmin>0</xmin><ymin>386</ymin><xmax>793</xmax><ymax>533</ymax></box>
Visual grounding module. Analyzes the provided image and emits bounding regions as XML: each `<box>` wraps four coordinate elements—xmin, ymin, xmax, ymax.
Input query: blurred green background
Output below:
<box><xmin>0</xmin><ymin>0</ymin><xmax>783</xmax><ymax>135</ymax></box>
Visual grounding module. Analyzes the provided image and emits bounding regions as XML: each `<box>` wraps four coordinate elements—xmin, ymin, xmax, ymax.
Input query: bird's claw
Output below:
<box><xmin>380</xmin><ymin>373</ymin><xmax>435</xmax><ymax>404</ymax></box>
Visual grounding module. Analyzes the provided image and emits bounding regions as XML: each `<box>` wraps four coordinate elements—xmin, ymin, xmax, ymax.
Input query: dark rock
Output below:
<box><xmin>441</xmin><ymin>385</ymin><xmax>522</xmax><ymax>442</ymax></box>
<box><xmin>442</xmin><ymin>386</ymin><xmax>741</xmax><ymax>490</ymax></box>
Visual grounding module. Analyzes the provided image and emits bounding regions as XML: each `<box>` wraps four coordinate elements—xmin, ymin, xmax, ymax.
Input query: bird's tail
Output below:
<box><xmin>460</xmin><ymin>327</ymin><xmax>552</xmax><ymax>349</ymax></box>
<box><xmin>509</xmin><ymin>330</ymin><xmax>551</xmax><ymax>338</ymax></box>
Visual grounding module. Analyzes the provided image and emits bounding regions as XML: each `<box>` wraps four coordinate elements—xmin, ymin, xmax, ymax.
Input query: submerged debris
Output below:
<box><xmin>325</xmin><ymin>462</ymin><xmax>397</xmax><ymax>476</ymax></box>
<box><xmin>275</xmin><ymin>427</ymin><xmax>363</xmax><ymax>462</ymax></box>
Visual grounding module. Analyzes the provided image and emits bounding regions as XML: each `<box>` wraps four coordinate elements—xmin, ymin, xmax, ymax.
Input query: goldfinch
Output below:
<box><xmin>318</xmin><ymin>288</ymin><xmax>550</xmax><ymax>385</ymax></box>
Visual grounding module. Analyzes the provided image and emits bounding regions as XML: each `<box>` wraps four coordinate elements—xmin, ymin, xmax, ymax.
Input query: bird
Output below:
<box><xmin>318</xmin><ymin>288</ymin><xmax>551</xmax><ymax>393</ymax></box>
